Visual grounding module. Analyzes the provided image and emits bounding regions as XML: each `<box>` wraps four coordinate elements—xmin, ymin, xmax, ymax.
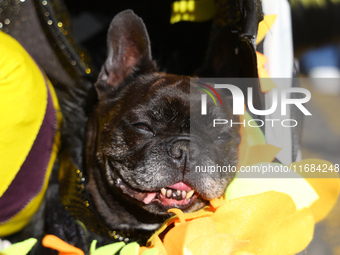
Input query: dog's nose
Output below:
<box><xmin>168</xmin><ymin>140</ymin><xmax>189</xmax><ymax>160</ymax></box>
<box><xmin>167</xmin><ymin>137</ymin><xmax>200</xmax><ymax>161</ymax></box>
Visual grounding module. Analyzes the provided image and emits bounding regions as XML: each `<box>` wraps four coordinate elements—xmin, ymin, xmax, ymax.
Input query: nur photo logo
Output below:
<box><xmin>195</xmin><ymin>79</ymin><xmax>312</xmax><ymax>128</ymax></box>
<box><xmin>197</xmin><ymin>82</ymin><xmax>222</xmax><ymax>115</ymax></box>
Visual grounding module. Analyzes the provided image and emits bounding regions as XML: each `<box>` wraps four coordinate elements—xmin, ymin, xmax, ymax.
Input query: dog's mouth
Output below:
<box><xmin>143</xmin><ymin>182</ymin><xmax>197</xmax><ymax>207</ymax></box>
<box><xmin>115</xmin><ymin>177</ymin><xmax>198</xmax><ymax>209</ymax></box>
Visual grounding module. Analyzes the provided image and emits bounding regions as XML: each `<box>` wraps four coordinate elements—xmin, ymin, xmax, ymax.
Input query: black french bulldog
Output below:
<box><xmin>8</xmin><ymin>6</ymin><xmax>263</xmax><ymax>254</ymax></box>
<box><xmin>84</xmin><ymin>10</ymin><xmax>241</xmax><ymax>237</ymax></box>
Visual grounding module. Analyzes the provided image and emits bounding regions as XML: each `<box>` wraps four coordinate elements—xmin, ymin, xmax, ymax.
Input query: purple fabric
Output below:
<box><xmin>0</xmin><ymin>83</ymin><xmax>56</xmax><ymax>223</ymax></box>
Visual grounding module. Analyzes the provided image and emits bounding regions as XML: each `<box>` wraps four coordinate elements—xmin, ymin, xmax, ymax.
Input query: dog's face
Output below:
<box><xmin>85</xmin><ymin>11</ymin><xmax>240</xmax><ymax>228</ymax></box>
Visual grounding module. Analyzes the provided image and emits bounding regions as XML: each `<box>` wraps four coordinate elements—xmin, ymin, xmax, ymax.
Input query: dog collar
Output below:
<box><xmin>58</xmin><ymin>152</ymin><xmax>133</xmax><ymax>243</ymax></box>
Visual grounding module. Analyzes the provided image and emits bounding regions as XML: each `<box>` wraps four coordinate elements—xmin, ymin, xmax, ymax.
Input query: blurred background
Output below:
<box><xmin>300</xmin><ymin>79</ymin><xmax>340</xmax><ymax>254</ymax></box>
<box><xmin>291</xmin><ymin>2</ymin><xmax>340</xmax><ymax>253</ymax></box>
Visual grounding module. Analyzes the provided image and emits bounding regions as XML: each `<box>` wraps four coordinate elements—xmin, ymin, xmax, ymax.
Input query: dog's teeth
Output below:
<box><xmin>161</xmin><ymin>188</ymin><xmax>166</xmax><ymax>197</ymax></box>
<box><xmin>186</xmin><ymin>190</ymin><xmax>194</xmax><ymax>199</ymax></box>
<box><xmin>162</xmin><ymin>188</ymin><xmax>194</xmax><ymax>200</ymax></box>
<box><xmin>166</xmin><ymin>189</ymin><xmax>172</xmax><ymax>198</ymax></box>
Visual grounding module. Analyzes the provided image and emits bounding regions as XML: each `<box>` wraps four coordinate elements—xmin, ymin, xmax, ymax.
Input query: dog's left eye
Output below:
<box><xmin>217</xmin><ymin>133</ymin><xmax>232</xmax><ymax>141</ymax></box>
<box><xmin>133</xmin><ymin>123</ymin><xmax>153</xmax><ymax>133</ymax></box>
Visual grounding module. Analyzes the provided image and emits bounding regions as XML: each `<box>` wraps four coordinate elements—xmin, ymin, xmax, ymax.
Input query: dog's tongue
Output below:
<box><xmin>143</xmin><ymin>192</ymin><xmax>157</xmax><ymax>204</ymax></box>
<box><xmin>167</xmin><ymin>182</ymin><xmax>192</xmax><ymax>191</ymax></box>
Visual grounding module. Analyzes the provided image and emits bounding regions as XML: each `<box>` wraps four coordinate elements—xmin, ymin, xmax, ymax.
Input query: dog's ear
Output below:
<box><xmin>95</xmin><ymin>10</ymin><xmax>156</xmax><ymax>100</ymax></box>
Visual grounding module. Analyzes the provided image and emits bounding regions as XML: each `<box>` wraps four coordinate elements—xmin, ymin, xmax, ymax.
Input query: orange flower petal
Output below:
<box><xmin>141</xmin><ymin>236</ymin><xmax>167</xmax><ymax>255</ymax></box>
<box><xmin>42</xmin><ymin>235</ymin><xmax>84</xmax><ymax>255</ymax></box>
<box><xmin>211</xmin><ymin>192</ymin><xmax>298</xmax><ymax>252</ymax></box>
<box><xmin>148</xmin><ymin>207</ymin><xmax>213</xmax><ymax>246</ymax></box>
<box><xmin>265</xmin><ymin>208</ymin><xmax>314</xmax><ymax>254</ymax></box>
<box><xmin>185</xmin><ymin>233</ymin><xmax>235</xmax><ymax>255</ymax></box>
<box><xmin>210</xmin><ymin>197</ymin><xmax>225</xmax><ymax>210</ymax></box>
<box><xmin>293</xmin><ymin>159</ymin><xmax>340</xmax><ymax>222</ymax></box>
<box><xmin>168</xmin><ymin>208</ymin><xmax>186</xmax><ymax>223</ymax></box>
<box><xmin>256</xmin><ymin>15</ymin><xmax>277</xmax><ymax>45</ymax></box>
<box><xmin>163</xmin><ymin>217</ymin><xmax>216</xmax><ymax>254</ymax></box>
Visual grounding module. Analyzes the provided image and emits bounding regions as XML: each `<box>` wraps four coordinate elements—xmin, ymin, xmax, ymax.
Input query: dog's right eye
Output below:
<box><xmin>133</xmin><ymin>123</ymin><xmax>153</xmax><ymax>133</ymax></box>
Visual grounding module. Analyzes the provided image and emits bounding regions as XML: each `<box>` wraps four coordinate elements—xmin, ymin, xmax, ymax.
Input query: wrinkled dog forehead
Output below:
<box><xmin>125</xmin><ymin>74</ymin><xmax>190</xmax><ymax>102</ymax></box>
<box><xmin>107</xmin><ymin>74</ymin><xmax>191</xmax><ymax>115</ymax></box>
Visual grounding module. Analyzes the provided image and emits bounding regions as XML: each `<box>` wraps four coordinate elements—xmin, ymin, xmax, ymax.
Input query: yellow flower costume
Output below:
<box><xmin>0</xmin><ymin>31</ymin><xmax>62</xmax><ymax>237</ymax></box>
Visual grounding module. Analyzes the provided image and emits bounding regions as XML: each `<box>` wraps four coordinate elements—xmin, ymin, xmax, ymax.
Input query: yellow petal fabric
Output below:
<box><xmin>256</xmin><ymin>15</ymin><xmax>278</xmax><ymax>91</ymax></box>
<box><xmin>225</xmin><ymin>166</ymin><xmax>319</xmax><ymax>210</ymax></box>
<box><xmin>142</xmin><ymin>191</ymin><xmax>315</xmax><ymax>255</ymax></box>
<box><xmin>238</xmin><ymin>112</ymin><xmax>281</xmax><ymax>168</ymax></box>
<box><xmin>291</xmin><ymin>159</ymin><xmax>340</xmax><ymax>222</ymax></box>
<box><xmin>185</xmin><ymin>234</ymin><xmax>235</xmax><ymax>255</ymax></box>
<box><xmin>256</xmin><ymin>52</ymin><xmax>270</xmax><ymax>78</ymax></box>
<box><xmin>148</xmin><ymin>207</ymin><xmax>213</xmax><ymax>247</ymax></box>
<box><xmin>141</xmin><ymin>236</ymin><xmax>166</xmax><ymax>255</ymax></box>
<box><xmin>256</xmin><ymin>15</ymin><xmax>277</xmax><ymax>45</ymax></box>
<box><xmin>266</xmin><ymin>207</ymin><xmax>314</xmax><ymax>254</ymax></box>
<box><xmin>0</xmin><ymin>33</ymin><xmax>62</xmax><ymax>236</ymax></box>
<box><xmin>163</xmin><ymin>217</ymin><xmax>217</xmax><ymax>254</ymax></box>
<box><xmin>0</xmin><ymin>31</ymin><xmax>47</xmax><ymax>198</ymax></box>
<box><xmin>256</xmin><ymin>52</ymin><xmax>277</xmax><ymax>92</ymax></box>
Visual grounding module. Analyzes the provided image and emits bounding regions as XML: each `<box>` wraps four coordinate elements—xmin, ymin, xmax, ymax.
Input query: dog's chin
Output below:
<box><xmin>114</xmin><ymin>176</ymin><xmax>209</xmax><ymax>215</ymax></box>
